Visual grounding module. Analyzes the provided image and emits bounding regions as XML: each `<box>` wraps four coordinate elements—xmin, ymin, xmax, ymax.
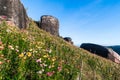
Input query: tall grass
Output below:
<box><xmin>0</xmin><ymin>21</ymin><xmax>120</xmax><ymax>80</ymax></box>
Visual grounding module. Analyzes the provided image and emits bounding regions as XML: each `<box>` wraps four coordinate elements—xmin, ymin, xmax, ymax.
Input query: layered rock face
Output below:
<box><xmin>40</xmin><ymin>15</ymin><xmax>59</xmax><ymax>36</ymax></box>
<box><xmin>0</xmin><ymin>0</ymin><xmax>28</xmax><ymax>29</ymax></box>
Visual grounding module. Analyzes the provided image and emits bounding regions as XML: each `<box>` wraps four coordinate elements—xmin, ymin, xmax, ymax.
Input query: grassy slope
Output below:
<box><xmin>0</xmin><ymin>21</ymin><xmax>120</xmax><ymax>80</ymax></box>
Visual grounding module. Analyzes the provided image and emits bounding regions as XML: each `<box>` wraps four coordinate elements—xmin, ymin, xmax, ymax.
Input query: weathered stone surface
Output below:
<box><xmin>0</xmin><ymin>0</ymin><xmax>28</xmax><ymax>29</ymax></box>
<box><xmin>40</xmin><ymin>15</ymin><xmax>59</xmax><ymax>36</ymax></box>
<box><xmin>80</xmin><ymin>43</ymin><xmax>120</xmax><ymax>64</ymax></box>
<box><xmin>108</xmin><ymin>48</ymin><xmax>120</xmax><ymax>64</ymax></box>
<box><xmin>80</xmin><ymin>43</ymin><xmax>109</xmax><ymax>58</ymax></box>
<box><xmin>64</xmin><ymin>37</ymin><xmax>73</xmax><ymax>44</ymax></box>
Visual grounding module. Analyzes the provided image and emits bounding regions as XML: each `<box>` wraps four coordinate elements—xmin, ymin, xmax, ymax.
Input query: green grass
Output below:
<box><xmin>0</xmin><ymin>21</ymin><xmax>120</xmax><ymax>80</ymax></box>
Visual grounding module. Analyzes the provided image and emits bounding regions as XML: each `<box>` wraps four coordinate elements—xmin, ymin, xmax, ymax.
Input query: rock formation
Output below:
<box><xmin>64</xmin><ymin>37</ymin><xmax>73</xmax><ymax>44</ymax></box>
<box><xmin>108</xmin><ymin>48</ymin><xmax>120</xmax><ymax>64</ymax></box>
<box><xmin>40</xmin><ymin>15</ymin><xmax>59</xmax><ymax>36</ymax></box>
<box><xmin>80</xmin><ymin>43</ymin><xmax>120</xmax><ymax>64</ymax></box>
<box><xmin>0</xmin><ymin>0</ymin><xmax>29</xmax><ymax>29</ymax></box>
<box><xmin>80</xmin><ymin>43</ymin><xmax>109</xmax><ymax>58</ymax></box>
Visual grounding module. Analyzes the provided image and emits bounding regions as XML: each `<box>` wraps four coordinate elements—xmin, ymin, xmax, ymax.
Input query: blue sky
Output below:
<box><xmin>21</xmin><ymin>0</ymin><xmax>120</xmax><ymax>46</ymax></box>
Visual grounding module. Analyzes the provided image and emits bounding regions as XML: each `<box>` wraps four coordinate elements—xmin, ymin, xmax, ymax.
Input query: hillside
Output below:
<box><xmin>0</xmin><ymin>21</ymin><xmax>120</xmax><ymax>80</ymax></box>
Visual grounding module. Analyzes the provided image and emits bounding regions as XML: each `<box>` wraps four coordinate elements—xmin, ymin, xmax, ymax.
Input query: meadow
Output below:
<box><xmin>0</xmin><ymin>21</ymin><xmax>120</xmax><ymax>80</ymax></box>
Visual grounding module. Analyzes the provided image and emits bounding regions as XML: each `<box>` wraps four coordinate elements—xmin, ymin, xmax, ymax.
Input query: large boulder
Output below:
<box><xmin>108</xmin><ymin>48</ymin><xmax>120</xmax><ymax>64</ymax></box>
<box><xmin>0</xmin><ymin>0</ymin><xmax>29</xmax><ymax>29</ymax></box>
<box><xmin>80</xmin><ymin>43</ymin><xmax>109</xmax><ymax>58</ymax></box>
<box><xmin>40</xmin><ymin>15</ymin><xmax>59</xmax><ymax>36</ymax></box>
<box><xmin>80</xmin><ymin>43</ymin><xmax>120</xmax><ymax>64</ymax></box>
<box><xmin>64</xmin><ymin>37</ymin><xmax>73</xmax><ymax>44</ymax></box>
<box><xmin>107</xmin><ymin>46</ymin><xmax>120</xmax><ymax>55</ymax></box>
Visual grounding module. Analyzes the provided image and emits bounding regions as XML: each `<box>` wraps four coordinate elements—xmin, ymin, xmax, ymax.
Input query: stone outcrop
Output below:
<box><xmin>64</xmin><ymin>37</ymin><xmax>73</xmax><ymax>44</ymax></box>
<box><xmin>0</xmin><ymin>0</ymin><xmax>28</xmax><ymax>29</ymax></box>
<box><xmin>108</xmin><ymin>48</ymin><xmax>120</xmax><ymax>64</ymax></box>
<box><xmin>80</xmin><ymin>43</ymin><xmax>120</xmax><ymax>64</ymax></box>
<box><xmin>40</xmin><ymin>15</ymin><xmax>59</xmax><ymax>36</ymax></box>
<box><xmin>80</xmin><ymin>43</ymin><xmax>109</xmax><ymax>58</ymax></box>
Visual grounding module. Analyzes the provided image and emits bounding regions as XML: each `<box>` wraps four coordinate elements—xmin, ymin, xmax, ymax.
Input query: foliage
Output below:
<box><xmin>0</xmin><ymin>21</ymin><xmax>120</xmax><ymax>80</ymax></box>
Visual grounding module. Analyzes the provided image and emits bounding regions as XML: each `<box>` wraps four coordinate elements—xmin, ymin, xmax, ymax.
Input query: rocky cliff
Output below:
<box><xmin>0</xmin><ymin>0</ymin><xmax>28</xmax><ymax>29</ymax></box>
